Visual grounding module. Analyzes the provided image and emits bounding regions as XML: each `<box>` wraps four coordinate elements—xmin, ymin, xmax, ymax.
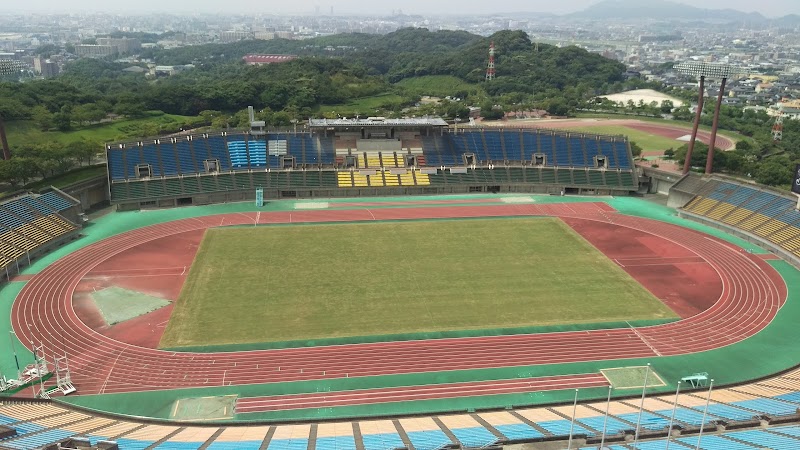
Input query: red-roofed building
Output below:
<box><xmin>243</xmin><ymin>54</ymin><xmax>298</xmax><ymax>65</ymax></box>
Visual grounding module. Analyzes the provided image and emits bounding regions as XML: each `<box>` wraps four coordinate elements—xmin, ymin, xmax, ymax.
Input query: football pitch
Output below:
<box><xmin>159</xmin><ymin>217</ymin><xmax>676</xmax><ymax>348</ymax></box>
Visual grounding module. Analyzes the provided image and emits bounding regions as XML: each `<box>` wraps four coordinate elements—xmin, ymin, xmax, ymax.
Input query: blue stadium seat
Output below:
<box><xmin>361</xmin><ymin>433</ymin><xmax>404</xmax><ymax>450</ymax></box>
<box><xmin>158</xmin><ymin>143</ymin><xmax>179</xmax><ymax>176</ymax></box>
<box><xmin>206</xmin><ymin>440</ymin><xmax>263</xmax><ymax>450</ymax></box>
<box><xmin>319</xmin><ymin>136</ymin><xmax>335</xmax><ymax>164</ymax></box>
<box><xmin>739</xmin><ymin>191</ymin><xmax>775</xmax><ymax>212</ymax></box>
<box><xmin>692</xmin><ymin>403</ymin><xmax>756</xmax><ymax>422</ymax></box>
<box><xmin>502</xmin><ymin>130</ymin><xmax>523</xmax><ymax>160</ymax></box>
<box><xmin>39</xmin><ymin>192</ymin><xmax>73</xmax><ymax>212</ymax></box>
<box><xmin>108</xmin><ymin>148</ymin><xmax>126</xmax><ymax>180</ymax></box>
<box><xmin>206</xmin><ymin>136</ymin><xmax>232</xmax><ymax>169</ymax></box>
<box><xmin>521</xmin><ymin>132</ymin><xmax>539</xmax><ymax>161</ymax></box>
<box><xmin>482</xmin><ymin>130</ymin><xmax>505</xmax><ymax>161</ymax></box>
<box><xmin>248</xmin><ymin>140</ymin><xmax>268</xmax><ymax>167</ymax></box>
<box><xmin>1</xmin><ymin>429</ymin><xmax>75</xmax><ymax>449</ymax></box>
<box><xmin>539</xmin><ymin>134</ymin><xmax>555</xmax><ymax>166</ymax></box>
<box><xmin>175</xmin><ymin>140</ymin><xmax>198</xmax><ymax>174</ymax></box>
<box><xmin>553</xmin><ymin>135</ymin><xmax>570</xmax><ymax>166</ymax></box>
<box><xmin>227</xmin><ymin>140</ymin><xmax>249</xmax><ymax>168</ymax></box>
<box><xmin>576</xmin><ymin>415</ymin><xmax>632</xmax><ymax>436</ymax></box>
<box><xmin>404</xmin><ymin>430</ymin><xmax>452</xmax><ymax>450</ymax></box>
<box><xmin>598</xmin><ymin>142</ymin><xmax>617</xmax><ymax>168</ymax></box>
<box><xmin>141</xmin><ymin>143</ymin><xmax>164</xmax><ymax>176</ymax></box>
<box><xmin>153</xmin><ymin>441</ymin><xmax>205</xmax><ymax>449</ymax></box>
<box><xmin>0</xmin><ymin>208</ymin><xmax>23</xmax><ymax>228</ymax></box>
<box><xmin>652</xmin><ymin>407</ymin><xmax>710</xmax><ymax>427</ymax></box>
<box><xmin>267</xmin><ymin>437</ymin><xmax>309</xmax><ymax>450</ymax></box>
<box><xmin>122</xmin><ymin>148</ymin><xmax>138</xmax><ymax>178</ymax></box>
<box><xmin>115</xmin><ymin>438</ymin><xmax>157</xmax><ymax>450</ymax></box>
<box><xmin>4</xmin><ymin>200</ymin><xmax>34</xmax><ymax>221</ymax></box>
<box><xmin>731</xmin><ymin>398</ymin><xmax>799</xmax><ymax>417</ymax></box>
<box><xmin>613</xmin><ymin>141</ymin><xmax>631</xmax><ymax>168</ymax></box>
<box><xmin>568</xmin><ymin>136</ymin><xmax>589</xmax><ymax>167</ymax></box>
<box><xmin>315</xmin><ymin>436</ymin><xmax>356</xmax><ymax>450</ymax></box>
<box><xmin>536</xmin><ymin>419</ymin><xmax>593</xmax><ymax>437</ymax></box>
<box><xmin>449</xmin><ymin>426</ymin><xmax>497</xmax><ymax>448</ymax></box>
<box><xmin>678</xmin><ymin>434</ymin><xmax>760</xmax><ymax>450</ymax></box>
<box><xmin>493</xmin><ymin>423</ymin><xmax>544</xmax><ymax>440</ymax></box>
<box><xmin>769</xmin><ymin>425</ymin><xmax>800</xmax><ymax>437</ymax></box>
<box><xmin>724</xmin><ymin>428</ymin><xmax>800</xmax><ymax>449</ymax></box>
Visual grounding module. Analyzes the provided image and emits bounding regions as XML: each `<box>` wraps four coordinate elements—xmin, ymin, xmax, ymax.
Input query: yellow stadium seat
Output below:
<box><xmin>707</xmin><ymin>203</ymin><xmax>735</xmax><ymax>220</ymax></box>
<box><xmin>337</xmin><ymin>172</ymin><xmax>354</xmax><ymax>188</ymax></box>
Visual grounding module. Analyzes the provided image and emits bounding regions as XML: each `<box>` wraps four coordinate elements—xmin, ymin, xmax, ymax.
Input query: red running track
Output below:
<box><xmin>234</xmin><ymin>373</ymin><xmax>608</xmax><ymax>412</ymax></box>
<box><xmin>11</xmin><ymin>202</ymin><xmax>787</xmax><ymax>397</ymax></box>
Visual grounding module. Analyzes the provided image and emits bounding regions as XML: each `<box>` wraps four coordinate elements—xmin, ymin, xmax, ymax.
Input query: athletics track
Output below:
<box><xmin>10</xmin><ymin>201</ymin><xmax>787</xmax><ymax>415</ymax></box>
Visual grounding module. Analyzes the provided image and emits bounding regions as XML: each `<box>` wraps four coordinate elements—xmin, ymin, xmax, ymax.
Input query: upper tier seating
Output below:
<box><xmin>108</xmin><ymin>129</ymin><xmax>635</xmax><ymax>183</ymax></box>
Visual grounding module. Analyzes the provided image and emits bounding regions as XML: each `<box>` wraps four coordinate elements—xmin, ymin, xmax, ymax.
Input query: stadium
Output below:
<box><xmin>1</xmin><ymin>117</ymin><xmax>800</xmax><ymax>450</ymax></box>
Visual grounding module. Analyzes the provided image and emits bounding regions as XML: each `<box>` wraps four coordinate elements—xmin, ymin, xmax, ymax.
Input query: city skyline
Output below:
<box><xmin>5</xmin><ymin>0</ymin><xmax>800</xmax><ymax>17</ymax></box>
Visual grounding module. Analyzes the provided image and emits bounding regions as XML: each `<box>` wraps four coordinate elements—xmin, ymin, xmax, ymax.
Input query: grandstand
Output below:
<box><xmin>106</xmin><ymin>118</ymin><xmax>638</xmax><ymax>209</ymax></box>
<box><xmin>5</xmin><ymin>362</ymin><xmax>800</xmax><ymax>449</ymax></box>
<box><xmin>673</xmin><ymin>173</ymin><xmax>800</xmax><ymax>266</ymax></box>
<box><xmin>0</xmin><ymin>190</ymin><xmax>82</xmax><ymax>280</ymax></box>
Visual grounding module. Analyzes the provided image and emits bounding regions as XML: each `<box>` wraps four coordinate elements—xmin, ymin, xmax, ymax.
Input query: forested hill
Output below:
<box><xmin>1</xmin><ymin>28</ymin><xmax>626</xmax><ymax>126</ymax></box>
<box><xmin>146</xmin><ymin>28</ymin><xmax>625</xmax><ymax>93</ymax></box>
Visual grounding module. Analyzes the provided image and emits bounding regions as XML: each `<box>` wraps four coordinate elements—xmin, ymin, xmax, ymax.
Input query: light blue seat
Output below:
<box><xmin>361</xmin><ymin>432</ymin><xmax>405</xmax><ymax>450</ymax></box>
<box><xmin>493</xmin><ymin>423</ymin><xmax>544</xmax><ymax>440</ymax></box>
<box><xmin>315</xmin><ymin>435</ymin><xmax>356</xmax><ymax>450</ymax></box>
<box><xmin>153</xmin><ymin>441</ymin><xmax>205</xmax><ymax>449</ymax></box>
<box><xmin>653</xmin><ymin>407</ymin><xmax>710</xmax><ymax>427</ymax></box>
<box><xmin>2</xmin><ymin>429</ymin><xmax>75</xmax><ymax>449</ymax></box>
<box><xmin>725</xmin><ymin>428</ymin><xmax>800</xmax><ymax>449</ymax></box>
<box><xmin>114</xmin><ymin>438</ymin><xmax>156</xmax><ymax>450</ymax></box>
<box><xmin>617</xmin><ymin>412</ymin><xmax>670</xmax><ymax>430</ymax></box>
<box><xmin>678</xmin><ymin>434</ymin><xmax>759</xmax><ymax>450</ymax></box>
<box><xmin>577</xmin><ymin>415</ymin><xmax>632</xmax><ymax>436</ymax></box>
<box><xmin>449</xmin><ymin>426</ymin><xmax>497</xmax><ymax>448</ymax></box>
<box><xmin>691</xmin><ymin>403</ymin><xmax>756</xmax><ymax>422</ymax></box>
<box><xmin>536</xmin><ymin>419</ymin><xmax>593</xmax><ymax>437</ymax></box>
<box><xmin>732</xmin><ymin>398</ymin><xmax>799</xmax><ymax>416</ymax></box>
<box><xmin>268</xmin><ymin>437</ymin><xmax>309</xmax><ymax>450</ymax></box>
<box><xmin>206</xmin><ymin>440</ymin><xmax>263</xmax><ymax>450</ymax></box>
<box><xmin>404</xmin><ymin>430</ymin><xmax>451</xmax><ymax>450</ymax></box>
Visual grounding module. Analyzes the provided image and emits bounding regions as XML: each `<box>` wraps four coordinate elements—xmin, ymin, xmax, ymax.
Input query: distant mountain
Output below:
<box><xmin>768</xmin><ymin>14</ymin><xmax>800</xmax><ymax>27</ymax></box>
<box><xmin>570</xmin><ymin>0</ymin><xmax>767</xmax><ymax>23</ymax></box>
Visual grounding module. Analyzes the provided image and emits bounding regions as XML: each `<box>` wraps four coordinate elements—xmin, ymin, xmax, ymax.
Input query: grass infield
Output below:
<box><xmin>159</xmin><ymin>217</ymin><xmax>675</xmax><ymax>348</ymax></box>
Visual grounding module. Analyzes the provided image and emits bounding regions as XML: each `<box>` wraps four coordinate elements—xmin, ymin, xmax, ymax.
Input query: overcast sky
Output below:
<box><xmin>7</xmin><ymin>0</ymin><xmax>800</xmax><ymax>16</ymax></box>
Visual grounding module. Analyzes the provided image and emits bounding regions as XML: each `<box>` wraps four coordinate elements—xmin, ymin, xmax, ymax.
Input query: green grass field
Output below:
<box><xmin>160</xmin><ymin>218</ymin><xmax>676</xmax><ymax>348</ymax></box>
<box><xmin>318</xmin><ymin>93</ymin><xmax>405</xmax><ymax>115</ymax></box>
<box><xmin>553</xmin><ymin>124</ymin><xmax>681</xmax><ymax>151</ymax></box>
<box><xmin>395</xmin><ymin>75</ymin><xmax>483</xmax><ymax>97</ymax></box>
<box><xmin>5</xmin><ymin>112</ymin><xmax>200</xmax><ymax>147</ymax></box>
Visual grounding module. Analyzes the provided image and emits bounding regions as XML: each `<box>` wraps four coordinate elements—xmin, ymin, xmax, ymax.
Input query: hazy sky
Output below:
<box><xmin>7</xmin><ymin>0</ymin><xmax>800</xmax><ymax>16</ymax></box>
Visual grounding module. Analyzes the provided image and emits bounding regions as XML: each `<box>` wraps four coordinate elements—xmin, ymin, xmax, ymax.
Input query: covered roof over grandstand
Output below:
<box><xmin>308</xmin><ymin>117</ymin><xmax>449</xmax><ymax>128</ymax></box>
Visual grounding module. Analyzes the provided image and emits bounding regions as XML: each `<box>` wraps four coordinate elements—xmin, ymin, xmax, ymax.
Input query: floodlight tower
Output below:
<box><xmin>674</xmin><ymin>61</ymin><xmax>739</xmax><ymax>175</ymax></box>
<box><xmin>486</xmin><ymin>41</ymin><xmax>496</xmax><ymax>81</ymax></box>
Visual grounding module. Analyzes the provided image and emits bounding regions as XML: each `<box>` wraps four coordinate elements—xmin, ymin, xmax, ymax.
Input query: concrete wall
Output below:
<box><xmin>57</xmin><ymin>174</ymin><xmax>109</xmax><ymax>211</ymax></box>
<box><xmin>115</xmin><ymin>183</ymin><xmax>630</xmax><ymax>211</ymax></box>
<box><xmin>639</xmin><ymin>166</ymin><xmax>683</xmax><ymax>196</ymax></box>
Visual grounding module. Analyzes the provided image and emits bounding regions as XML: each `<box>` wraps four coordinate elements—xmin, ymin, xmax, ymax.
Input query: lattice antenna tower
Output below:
<box><xmin>773</xmin><ymin>112</ymin><xmax>784</xmax><ymax>143</ymax></box>
<box><xmin>485</xmin><ymin>41</ymin><xmax>496</xmax><ymax>81</ymax></box>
